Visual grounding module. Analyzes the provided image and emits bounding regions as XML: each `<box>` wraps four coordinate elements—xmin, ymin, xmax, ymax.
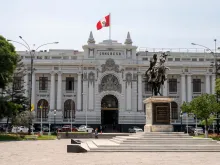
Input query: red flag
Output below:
<box><xmin>96</xmin><ymin>14</ymin><xmax>110</xmax><ymax>30</ymax></box>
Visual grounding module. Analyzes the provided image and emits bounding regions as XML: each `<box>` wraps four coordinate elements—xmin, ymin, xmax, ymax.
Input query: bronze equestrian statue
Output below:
<box><xmin>145</xmin><ymin>52</ymin><xmax>170</xmax><ymax>96</ymax></box>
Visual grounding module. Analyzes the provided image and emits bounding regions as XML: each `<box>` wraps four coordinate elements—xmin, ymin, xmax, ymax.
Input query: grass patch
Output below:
<box><xmin>0</xmin><ymin>133</ymin><xmax>57</xmax><ymax>141</ymax></box>
<box><xmin>36</xmin><ymin>135</ymin><xmax>57</xmax><ymax>140</ymax></box>
<box><xmin>0</xmin><ymin>134</ymin><xmax>22</xmax><ymax>141</ymax></box>
<box><xmin>58</xmin><ymin>132</ymin><xmax>90</xmax><ymax>134</ymax></box>
<box><xmin>193</xmin><ymin>134</ymin><xmax>220</xmax><ymax>141</ymax></box>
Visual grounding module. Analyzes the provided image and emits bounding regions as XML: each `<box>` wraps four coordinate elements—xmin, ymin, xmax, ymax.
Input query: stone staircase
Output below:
<box><xmin>83</xmin><ymin>132</ymin><xmax>220</xmax><ymax>152</ymax></box>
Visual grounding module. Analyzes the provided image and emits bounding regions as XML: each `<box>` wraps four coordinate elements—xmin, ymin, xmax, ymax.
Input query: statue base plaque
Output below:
<box><xmin>143</xmin><ymin>96</ymin><xmax>174</xmax><ymax>132</ymax></box>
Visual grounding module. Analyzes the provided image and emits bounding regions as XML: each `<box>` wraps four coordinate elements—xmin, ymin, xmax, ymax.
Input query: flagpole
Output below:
<box><xmin>109</xmin><ymin>12</ymin><xmax>111</xmax><ymax>40</ymax></box>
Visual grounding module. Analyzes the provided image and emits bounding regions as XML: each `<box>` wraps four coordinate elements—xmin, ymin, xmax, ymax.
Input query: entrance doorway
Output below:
<box><xmin>101</xmin><ymin>95</ymin><xmax>118</xmax><ymax>132</ymax></box>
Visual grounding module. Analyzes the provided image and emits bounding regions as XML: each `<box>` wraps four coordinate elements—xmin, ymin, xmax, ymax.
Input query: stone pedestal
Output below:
<box><xmin>143</xmin><ymin>96</ymin><xmax>174</xmax><ymax>132</ymax></box>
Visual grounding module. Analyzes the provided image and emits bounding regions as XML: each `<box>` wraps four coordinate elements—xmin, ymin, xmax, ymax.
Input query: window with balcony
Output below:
<box><xmin>193</xmin><ymin>79</ymin><xmax>201</xmax><ymax>93</ymax></box>
<box><xmin>169</xmin><ymin>79</ymin><xmax>177</xmax><ymax>93</ymax></box>
<box><xmin>66</xmin><ymin>77</ymin><xmax>74</xmax><ymax>91</ymax></box>
<box><xmin>39</xmin><ymin>77</ymin><xmax>48</xmax><ymax>90</ymax></box>
<box><xmin>13</xmin><ymin>77</ymin><xmax>22</xmax><ymax>90</ymax></box>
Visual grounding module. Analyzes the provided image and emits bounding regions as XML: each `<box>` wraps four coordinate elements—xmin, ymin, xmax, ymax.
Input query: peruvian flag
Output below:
<box><xmin>96</xmin><ymin>14</ymin><xmax>110</xmax><ymax>30</ymax></box>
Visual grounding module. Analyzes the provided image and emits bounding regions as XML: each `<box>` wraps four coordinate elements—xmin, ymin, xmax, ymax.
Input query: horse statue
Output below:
<box><xmin>145</xmin><ymin>52</ymin><xmax>170</xmax><ymax>96</ymax></box>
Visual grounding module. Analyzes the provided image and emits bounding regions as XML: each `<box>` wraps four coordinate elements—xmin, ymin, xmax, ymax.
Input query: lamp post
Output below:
<box><xmin>54</xmin><ymin>109</ymin><xmax>56</xmax><ymax>126</ymax></box>
<box><xmin>191</xmin><ymin>40</ymin><xmax>220</xmax><ymax>135</ymax></box>
<box><xmin>180</xmin><ymin>111</ymin><xmax>183</xmax><ymax>132</ymax></box>
<box><xmin>82</xmin><ymin>93</ymin><xmax>87</xmax><ymax>128</ymax></box>
<box><xmin>8</xmin><ymin>37</ymin><xmax>58</xmax><ymax>134</ymax></box>
<box><xmin>70</xmin><ymin>81</ymin><xmax>74</xmax><ymax>132</ymax></box>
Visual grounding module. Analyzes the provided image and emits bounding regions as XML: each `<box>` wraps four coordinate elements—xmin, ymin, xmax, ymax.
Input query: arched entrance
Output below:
<box><xmin>64</xmin><ymin>99</ymin><xmax>75</xmax><ymax>119</ymax></box>
<box><xmin>101</xmin><ymin>95</ymin><xmax>119</xmax><ymax>132</ymax></box>
<box><xmin>37</xmin><ymin>99</ymin><xmax>49</xmax><ymax>118</ymax></box>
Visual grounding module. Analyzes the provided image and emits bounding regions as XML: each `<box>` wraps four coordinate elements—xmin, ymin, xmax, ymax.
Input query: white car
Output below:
<box><xmin>194</xmin><ymin>127</ymin><xmax>204</xmax><ymax>135</ymax></box>
<box><xmin>77</xmin><ymin>125</ymin><xmax>94</xmax><ymax>133</ymax></box>
<box><xmin>12</xmin><ymin>126</ymin><xmax>29</xmax><ymax>133</ymax></box>
<box><xmin>128</xmin><ymin>126</ymin><xmax>143</xmax><ymax>133</ymax></box>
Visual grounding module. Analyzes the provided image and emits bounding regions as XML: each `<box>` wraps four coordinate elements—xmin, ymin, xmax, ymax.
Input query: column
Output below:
<box><xmin>88</xmin><ymin>73</ymin><xmax>94</xmax><ymax>111</ymax></box>
<box><xmin>181</xmin><ymin>74</ymin><xmax>186</xmax><ymax>103</ymax></box>
<box><xmin>187</xmin><ymin>74</ymin><xmax>192</xmax><ymax>102</ymax></box>
<box><xmin>83</xmin><ymin>73</ymin><xmax>88</xmax><ymax>112</ymax></box>
<box><xmin>50</xmin><ymin>72</ymin><xmax>55</xmax><ymax>110</ymax></box>
<box><xmin>138</xmin><ymin>73</ymin><xmax>142</xmax><ymax>111</ymax></box>
<box><xmin>211</xmin><ymin>74</ymin><xmax>216</xmax><ymax>94</ymax></box>
<box><xmin>126</xmin><ymin>82</ymin><xmax>132</xmax><ymax>111</ymax></box>
<box><xmin>205</xmin><ymin>75</ymin><xmax>210</xmax><ymax>94</ymax></box>
<box><xmin>24</xmin><ymin>73</ymin><xmax>28</xmax><ymax>97</ymax></box>
<box><xmin>163</xmin><ymin>80</ymin><xmax>168</xmax><ymax>96</ymax></box>
<box><xmin>77</xmin><ymin>73</ymin><xmax>82</xmax><ymax>111</ymax></box>
<box><xmin>31</xmin><ymin>73</ymin><xmax>36</xmax><ymax>107</ymax></box>
<box><xmin>57</xmin><ymin>72</ymin><xmax>62</xmax><ymax>111</ymax></box>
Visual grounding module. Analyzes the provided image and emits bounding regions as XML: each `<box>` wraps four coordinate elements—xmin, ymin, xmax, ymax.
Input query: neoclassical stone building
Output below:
<box><xmin>0</xmin><ymin>32</ymin><xmax>217</xmax><ymax>131</ymax></box>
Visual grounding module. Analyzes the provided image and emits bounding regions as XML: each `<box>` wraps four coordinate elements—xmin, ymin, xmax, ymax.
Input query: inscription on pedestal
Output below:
<box><xmin>156</xmin><ymin>106</ymin><xmax>169</xmax><ymax>123</ymax></box>
<box><xmin>153</xmin><ymin>103</ymin><xmax>170</xmax><ymax>124</ymax></box>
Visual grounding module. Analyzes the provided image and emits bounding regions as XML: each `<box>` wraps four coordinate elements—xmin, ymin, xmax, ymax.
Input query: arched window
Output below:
<box><xmin>37</xmin><ymin>99</ymin><xmax>49</xmax><ymax>118</ymax></box>
<box><xmin>64</xmin><ymin>99</ymin><xmax>75</xmax><ymax>119</ymax></box>
<box><xmin>171</xmin><ymin>102</ymin><xmax>178</xmax><ymax>119</ymax></box>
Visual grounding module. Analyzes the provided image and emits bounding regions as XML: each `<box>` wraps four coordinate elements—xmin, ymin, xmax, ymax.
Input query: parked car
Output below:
<box><xmin>184</xmin><ymin>126</ymin><xmax>195</xmax><ymax>134</ymax></box>
<box><xmin>77</xmin><ymin>125</ymin><xmax>94</xmax><ymax>133</ymax></box>
<box><xmin>11</xmin><ymin>126</ymin><xmax>29</xmax><ymax>133</ymax></box>
<box><xmin>128</xmin><ymin>126</ymin><xmax>143</xmax><ymax>133</ymax></box>
<box><xmin>194</xmin><ymin>127</ymin><xmax>204</xmax><ymax>135</ymax></box>
<box><xmin>61</xmin><ymin>125</ymin><xmax>78</xmax><ymax>132</ymax></box>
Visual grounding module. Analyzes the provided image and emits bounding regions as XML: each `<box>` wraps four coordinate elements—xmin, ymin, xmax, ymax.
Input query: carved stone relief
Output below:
<box><xmin>126</xmin><ymin>73</ymin><xmax>132</xmax><ymax>84</ymax></box>
<box><xmin>101</xmin><ymin>58</ymin><xmax>119</xmax><ymax>73</ymax></box>
<box><xmin>88</xmin><ymin>72</ymin><xmax>95</xmax><ymax>84</ymax></box>
<box><xmin>99</xmin><ymin>74</ymin><xmax>122</xmax><ymax>93</ymax></box>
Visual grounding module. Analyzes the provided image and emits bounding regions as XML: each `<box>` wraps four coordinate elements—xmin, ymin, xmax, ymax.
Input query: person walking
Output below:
<box><xmin>95</xmin><ymin>128</ymin><xmax>98</xmax><ymax>139</ymax></box>
<box><xmin>100</xmin><ymin>125</ymin><xmax>102</xmax><ymax>134</ymax></box>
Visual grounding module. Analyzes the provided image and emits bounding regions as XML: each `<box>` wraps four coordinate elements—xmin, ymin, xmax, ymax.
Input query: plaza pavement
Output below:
<box><xmin>1</xmin><ymin>139</ymin><xmax>220</xmax><ymax>165</ymax></box>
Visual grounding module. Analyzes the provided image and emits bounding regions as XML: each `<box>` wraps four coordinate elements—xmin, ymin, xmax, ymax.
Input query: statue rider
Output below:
<box><xmin>145</xmin><ymin>54</ymin><xmax>157</xmax><ymax>82</ymax></box>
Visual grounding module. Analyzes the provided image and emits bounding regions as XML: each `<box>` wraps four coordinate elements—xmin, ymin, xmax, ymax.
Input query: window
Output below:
<box><xmin>175</xmin><ymin>58</ymin><xmax>180</xmax><ymax>61</ymax></box>
<box><xmin>145</xmin><ymin>82</ymin><xmax>152</xmax><ymax>92</ymax></box>
<box><xmin>199</xmin><ymin>58</ymin><xmax>204</xmax><ymax>61</ymax></box>
<box><xmin>13</xmin><ymin>77</ymin><xmax>22</xmax><ymax>90</ymax></box>
<box><xmin>169</xmin><ymin>79</ymin><xmax>177</xmax><ymax>93</ymax></box>
<box><xmin>192</xmin><ymin>58</ymin><xmax>197</xmax><ymax>61</ymax></box>
<box><xmin>171</xmin><ymin>102</ymin><xmax>178</xmax><ymax>119</ymax></box>
<box><xmin>193</xmin><ymin>79</ymin><xmax>201</xmax><ymax>93</ymax></box>
<box><xmin>142</xmin><ymin>58</ymin><xmax>148</xmax><ymax>61</ymax></box>
<box><xmin>168</xmin><ymin>58</ymin><xmax>173</xmax><ymax>61</ymax></box>
<box><xmin>39</xmin><ymin>77</ymin><xmax>48</xmax><ymax>90</ymax></box>
<box><xmin>66</xmin><ymin>77</ymin><xmax>74</xmax><ymax>91</ymax></box>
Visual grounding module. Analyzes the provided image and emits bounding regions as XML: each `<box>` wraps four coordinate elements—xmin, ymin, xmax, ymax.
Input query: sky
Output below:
<box><xmin>1</xmin><ymin>0</ymin><xmax>220</xmax><ymax>51</ymax></box>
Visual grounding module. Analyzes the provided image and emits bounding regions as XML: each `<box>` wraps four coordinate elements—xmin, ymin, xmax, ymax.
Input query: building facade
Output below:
<box><xmin>0</xmin><ymin>32</ymin><xmax>217</xmax><ymax>131</ymax></box>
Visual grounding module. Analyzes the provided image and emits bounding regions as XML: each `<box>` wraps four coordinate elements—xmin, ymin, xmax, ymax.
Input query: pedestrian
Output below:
<box><xmin>95</xmin><ymin>128</ymin><xmax>98</xmax><ymax>139</ymax></box>
<box><xmin>100</xmin><ymin>125</ymin><xmax>102</xmax><ymax>134</ymax></box>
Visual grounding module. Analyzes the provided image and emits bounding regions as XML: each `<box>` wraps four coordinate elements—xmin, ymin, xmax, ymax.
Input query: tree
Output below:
<box><xmin>181</xmin><ymin>94</ymin><xmax>220</xmax><ymax>138</ymax></box>
<box><xmin>5</xmin><ymin>57</ymin><xmax>28</xmax><ymax>113</ymax></box>
<box><xmin>12</xmin><ymin>111</ymin><xmax>34</xmax><ymax>128</ymax></box>
<box><xmin>0</xmin><ymin>35</ymin><xmax>18</xmax><ymax>89</ymax></box>
<box><xmin>215</xmin><ymin>78</ymin><xmax>220</xmax><ymax>95</ymax></box>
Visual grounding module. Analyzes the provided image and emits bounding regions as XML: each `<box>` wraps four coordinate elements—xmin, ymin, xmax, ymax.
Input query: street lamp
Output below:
<box><xmin>180</xmin><ymin>111</ymin><xmax>183</xmax><ymax>132</ymax></box>
<box><xmin>54</xmin><ymin>109</ymin><xmax>56</xmax><ymax>126</ymax></box>
<box><xmin>82</xmin><ymin>93</ymin><xmax>87</xmax><ymax>128</ymax></box>
<box><xmin>191</xmin><ymin>40</ymin><xmax>220</xmax><ymax>135</ymax></box>
<box><xmin>8</xmin><ymin>37</ymin><xmax>58</xmax><ymax>134</ymax></box>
